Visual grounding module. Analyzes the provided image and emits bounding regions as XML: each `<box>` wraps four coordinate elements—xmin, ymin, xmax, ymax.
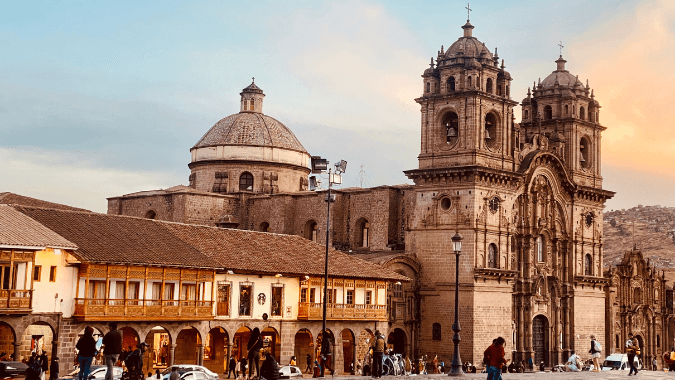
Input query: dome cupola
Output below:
<box><xmin>240</xmin><ymin>78</ymin><xmax>265</xmax><ymax>113</ymax></box>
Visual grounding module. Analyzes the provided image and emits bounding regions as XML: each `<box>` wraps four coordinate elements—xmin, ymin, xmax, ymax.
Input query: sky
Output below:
<box><xmin>1</xmin><ymin>0</ymin><xmax>674</xmax><ymax>213</ymax></box>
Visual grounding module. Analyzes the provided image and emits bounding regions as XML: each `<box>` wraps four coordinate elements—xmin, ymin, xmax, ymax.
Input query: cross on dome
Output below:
<box><xmin>465</xmin><ymin>2</ymin><xmax>472</xmax><ymax>21</ymax></box>
<box><xmin>558</xmin><ymin>41</ymin><xmax>564</xmax><ymax>56</ymax></box>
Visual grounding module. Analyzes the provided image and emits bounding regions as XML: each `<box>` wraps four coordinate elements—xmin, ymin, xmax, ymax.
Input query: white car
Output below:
<box><xmin>160</xmin><ymin>365</ymin><xmax>218</xmax><ymax>380</ymax></box>
<box><xmin>601</xmin><ymin>354</ymin><xmax>642</xmax><ymax>371</ymax></box>
<box><xmin>279</xmin><ymin>365</ymin><xmax>303</xmax><ymax>378</ymax></box>
<box><xmin>62</xmin><ymin>366</ymin><xmax>124</xmax><ymax>380</ymax></box>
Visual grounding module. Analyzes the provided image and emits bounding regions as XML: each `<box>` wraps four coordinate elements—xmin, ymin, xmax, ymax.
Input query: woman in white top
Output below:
<box><xmin>589</xmin><ymin>334</ymin><xmax>601</xmax><ymax>372</ymax></box>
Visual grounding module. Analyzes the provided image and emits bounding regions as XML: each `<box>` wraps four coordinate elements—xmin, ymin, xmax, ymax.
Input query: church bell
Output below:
<box><xmin>446</xmin><ymin>123</ymin><xmax>457</xmax><ymax>138</ymax></box>
<box><xmin>484</xmin><ymin>128</ymin><xmax>491</xmax><ymax>140</ymax></box>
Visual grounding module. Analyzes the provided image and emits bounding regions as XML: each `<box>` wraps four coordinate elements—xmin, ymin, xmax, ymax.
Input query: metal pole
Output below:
<box><xmin>449</xmin><ymin>248</ymin><xmax>464</xmax><ymax>376</ymax></box>
<box><xmin>322</xmin><ymin>168</ymin><xmax>332</xmax><ymax>337</ymax></box>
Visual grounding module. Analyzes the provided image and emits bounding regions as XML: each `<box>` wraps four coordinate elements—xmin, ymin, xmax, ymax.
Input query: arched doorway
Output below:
<box><xmin>144</xmin><ymin>326</ymin><xmax>171</xmax><ymax>373</ymax></box>
<box><xmin>176</xmin><ymin>328</ymin><xmax>202</xmax><ymax>365</ymax></box>
<box><xmin>120</xmin><ymin>326</ymin><xmax>140</xmax><ymax>353</ymax></box>
<box><xmin>261</xmin><ymin>327</ymin><xmax>280</xmax><ymax>363</ymax></box>
<box><xmin>341</xmin><ymin>329</ymin><xmax>355</xmax><ymax>374</ymax></box>
<box><xmin>316</xmin><ymin>330</ymin><xmax>335</xmax><ymax>374</ymax></box>
<box><xmin>204</xmin><ymin>327</ymin><xmax>229</xmax><ymax>374</ymax></box>
<box><xmin>634</xmin><ymin>335</ymin><xmax>645</xmax><ymax>364</ymax></box>
<box><xmin>232</xmin><ymin>326</ymin><xmax>252</xmax><ymax>361</ymax></box>
<box><xmin>0</xmin><ymin>323</ymin><xmax>15</xmax><ymax>360</ymax></box>
<box><xmin>533</xmin><ymin>315</ymin><xmax>549</xmax><ymax>367</ymax></box>
<box><xmin>20</xmin><ymin>322</ymin><xmax>54</xmax><ymax>363</ymax></box>
<box><xmin>357</xmin><ymin>330</ymin><xmax>374</xmax><ymax>364</ymax></box>
<box><xmin>387</xmin><ymin>328</ymin><xmax>406</xmax><ymax>355</ymax></box>
<box><xmin>293</xmin><ymin>329</ymin><xmax>313</xmax><ymax>372</ymax></box>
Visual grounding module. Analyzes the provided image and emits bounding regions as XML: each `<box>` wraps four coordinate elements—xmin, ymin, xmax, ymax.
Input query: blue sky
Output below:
<box><xmin>2</xmin><ymin>0</ymin><xmax>674</xmax><ymax>212</ymax></box>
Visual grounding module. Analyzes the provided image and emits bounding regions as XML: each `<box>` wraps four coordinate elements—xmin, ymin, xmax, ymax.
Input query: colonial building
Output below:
<box><xmin>105</xmin><ymin>17</ymin><xmax>622</xmax><ymax>367</ymax></box>
<box><xmin>605</xmin><ymin>249</ymin><xmax>673</xmax><ymax>366</ymax></box>
<box><xmin>0</xmin><ymin>203</ymin><xmax>405</xmax><ymax>376</ymax></box>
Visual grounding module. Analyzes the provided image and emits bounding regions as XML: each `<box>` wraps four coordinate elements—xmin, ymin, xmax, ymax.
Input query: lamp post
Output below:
<box><xmin>449</xmin><ymin>232</ymin><xmax>464</xmax><ymax>376</ymax></box>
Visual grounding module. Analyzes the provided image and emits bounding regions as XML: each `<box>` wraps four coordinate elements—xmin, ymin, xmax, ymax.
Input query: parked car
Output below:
<box><xmin>60</xmin><ymin>366</ymin><xmax>123</xmax><ymax>380</ymax></box>
<box><xmin>0</xmin><ymin>362</ymin><xmax>28</xmax><ymax>379</ymax></box>
<box><xmin>278</xmin><ymin>365</ymin><xmax>302</xmax><ymax>379</ymax></box>
<box><xmin>601</xmin><ymin>354</ymin><xmax>642</xmax><ymax>371</ymax></box>
<box><xmin>159</xmin><ymin>366</ymin><xmax>217</xmax><ymax>380</ymax></box>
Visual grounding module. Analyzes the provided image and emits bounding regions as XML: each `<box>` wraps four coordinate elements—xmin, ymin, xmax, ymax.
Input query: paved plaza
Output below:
<box><xmin>307</xmin><ymin>373</ymin><xmax>674</xmax><ymax>380</ymax></box>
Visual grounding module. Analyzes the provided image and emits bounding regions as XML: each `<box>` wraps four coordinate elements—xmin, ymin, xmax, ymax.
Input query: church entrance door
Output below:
<box><xmin>533</xmin><ymin>315</ymin><xmax>549</xmax><ymax>367</ymax></box>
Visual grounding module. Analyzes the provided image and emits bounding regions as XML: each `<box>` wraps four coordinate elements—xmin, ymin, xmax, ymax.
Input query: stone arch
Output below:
<box><xmin>387</xmin><ymin>328</ymin><xmax>406</xmax><ymax>355</ymax></box>
<box><xmin>19</xmin><ymin>320</ymin><xmax>56</xmax><ymax>363</ymax></box>
<box><xmin>356</xmin><ymin>329</ymin><xmax>374</xmax><ymax>366</ymax></box>
<box><xmin>145</xmin><ymin>210</ymin><xmax>156</xmax><ymax>219</ymax></box>
<box><xmin>204</xmin><ymin>326</ymin><xmax>230</xmax><ymax>374</ymax></box>
<box><xmin>293</xmin><ymin>329</ymin><xmax>314</xmax><ymax>369</ymax></box>
<box><xmin>340</xmin><ymin>329</ymin><xmax>356</xmax><ymax>374</ymax></box>
<box><xmin>354</xmin><ymin>217</ymin><xmax>370</xmax><ymax>248</ymax></box>
<box><xmin>261</xmin><ymin>326</ymin><xmax>281</xmax><ymax>363</ymax></box>
<box><xmin>232</xmin><ymin>325</ymin><xmax>252</xmax><ymax>361</ymax></box>
<box><xmin>436</xmin><ymin>107</ymin><xmax>461</xmax><ymax>147</ymax></box>
<box><xmin>304</xmin><ymin>220</ymin><xmax>318</xmax><ymax>242</ymax></box>
<box><xmin>0</xmin><ymin>322</ymin><xmax>15</xmax><ymax>360</ymax></box>
<box><xmin>175</xmin><ymin>326</ymin><xmax>202</xmax><ymax>365</ymax></box>
<box><xmin>144</xmin><ymin>325</ymin><xmax>172</xmax><ymax>372</ymax></box>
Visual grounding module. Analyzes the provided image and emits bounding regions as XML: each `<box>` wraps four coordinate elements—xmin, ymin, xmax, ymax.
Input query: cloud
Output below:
<box><xmin>0</xmin><ymin>147</ymin><xmax>181</xmax><ymax>212</ymax></box>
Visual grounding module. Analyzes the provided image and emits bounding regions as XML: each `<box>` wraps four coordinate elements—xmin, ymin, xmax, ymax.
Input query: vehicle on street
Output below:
<box><xmin>159</xmin><ymin>366</ymin><xmax>217</xmax><ymax>380</ymax></box>
<box><xmin>60</xmin><ymin>366</ymin><xmax>123</xmax><ymax>380</ymax></box>
<box><xmin>0</xmin><ymin>362</ymin><xmax>28</xmax><ymax>379</ymax></box>
<box><xmin>601</xmin><ymin>354</ymin><xmax>642</xmax><ymax>371</ymax></box>
<box><xmin>278</xmin><ymin>365</ymin><xmax>302</xmax><ymax>379</ymax></box>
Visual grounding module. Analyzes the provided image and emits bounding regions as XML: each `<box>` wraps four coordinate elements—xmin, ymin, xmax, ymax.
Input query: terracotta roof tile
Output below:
<box><xmin>0</xmin><ymin>205</ymin><xmax>77</xmax><ymax>249</ymax></box>
<box><xmin>0</xmin><ymin>192</ymin><xmax>89</xmax><ymax>212</ymax></box>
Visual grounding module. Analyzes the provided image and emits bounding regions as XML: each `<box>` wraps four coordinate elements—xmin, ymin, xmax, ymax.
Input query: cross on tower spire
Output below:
<box><xmin>252</xmin><ymin>77</ymin><xmax>255</xmax><ymax>83</ymax></box>
<box><xmin>465</xmin><ymin>3</ymin><xmax>472</xmax><ymax>21</ymax></box>
<box><xmin>558</xmin><ymin>41</ymin><xmax>564</xmax><ymax>56</ymax></box>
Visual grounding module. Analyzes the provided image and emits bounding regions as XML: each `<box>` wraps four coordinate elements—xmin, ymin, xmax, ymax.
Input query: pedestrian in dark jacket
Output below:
<box><xmin>247</xmin><ymin>328</ymin><xmax>263</xmax><ymax>380</ymax></box>
<box><xmin>259</xmin><ymin>352</ymin><xmax>279</xmax><ymax>380</ymax></box>
<box><xmin>370</xmin><ymin>331</ymin><xmax>386</xmax><ymax>378</ymax></box>
<box><xmin>319</xmin><ymin>332</ymin><xmax>333</xmax><ymax>377</ymax></box>
<box><xmin>240</xmin><ymin>356</ymin><xmax>248</xmax><ymax>379</ymax></box>
<box><xmin>39</xmin><ymin>351</ymin><xmax>48</xmax><ymax>380</ymax></box>
<box><xmin>305</xmin><ymin>354</ymin><xmax>312</xmax><ymax>373</ymax></box>
<box><xmin>76</xmin><ymin>327</ymin><xmax>97</xmax><ymax>380</ymax></box>
<box><xmin>49</xmin><ymin>357</ymin><xmax>59</xmax><ymax>380</ymax></box>
<box><xmin>102</xmin><ymin>322</ymin><xmax>123</xmax><ymax>380</ymax></box>
<box><xmin>228</xmin><ymin>355</ymin><xmax>237</xmax><ymax>378</ymax></box>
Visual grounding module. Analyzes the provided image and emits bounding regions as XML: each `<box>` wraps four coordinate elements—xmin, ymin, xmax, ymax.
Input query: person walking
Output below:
<box><xmin>49</xmin><ymin>357</ymin><xmax>59</xmax><ymax>380</ymax></box>
<box><xmin>76</xmin><ymin>327</ymin><xmax>98</xmax><ymax>380</ymax></box>
<box><xmin>370</xmin><ymin>330</ymin><xmax>385</xmax><ymax>378</ymax></box>
<box><xmin>102</xmin><ymin>322</ymin><xmax>123</xmax><ymax>380</ymax></box>
<box><xmin>589</xmin><ymin>334</ymin><xmax>601</xmax><ymax>372</ymax></box>
<box><xmin>169</xmin><ymin>367</ymin><xmax>180</xmax><ymax>380</ymax></box>
<box><xmin>247</xmin><ymin>327</ymin><xmax>263</xmax><ymax>380</ymax></box>
<box><xmin>319</xmin><ymin>332</ymin><xmax>333</xmax><ymax>377</ymax></box>
<box><xmin>305</xmin><ymin>354</ymin><xmax>312</xmax><ymax>373</ymax></box>
<box><xmin>240</xmin><ymin>356</ymin><xmax>248</xmax><ymax>380</ymax></box>
<box><xmin>483</xmin><ymin>337</ymin><xmax>507</xmax><ymax>380</ymax></box>
<box><xmin>259</xmin><ymin>351</ymin><xmax>279</xmax><ymax>380</ymax></box>
<box><xmin>39</xmin><ymin>351</ymin><xmax>48</xmax><ymax>380</ymax></box>
<box><xmin>653</xmin><ymin>356</ymin><xmax>658</xmax><ymax>371</ymax></box>
<box><xmin>626</xmin><ymin>333</ymin><xmax>639</xmax><ymax>376</ymax></box>
<box><xmin>228</xmin><ymin>355</ymin><xmax>237</xmax><ymax>379</ymax></box>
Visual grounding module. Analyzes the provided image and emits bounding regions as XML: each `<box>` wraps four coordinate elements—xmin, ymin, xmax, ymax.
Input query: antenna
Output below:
<box><xmin>353</xmin><ymin>165</ymin><xmax>369</xmax><ymax>188</ymax></box>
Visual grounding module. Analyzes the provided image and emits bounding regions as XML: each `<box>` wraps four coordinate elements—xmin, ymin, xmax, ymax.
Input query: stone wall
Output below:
<box><xmin>574</xmin><ymin>287</ymin><xmax>606</xmax><ymax>359</ymax></box>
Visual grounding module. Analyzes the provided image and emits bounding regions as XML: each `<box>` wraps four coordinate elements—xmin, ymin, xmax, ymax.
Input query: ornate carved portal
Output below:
<box><xmin>533</xmin><ymin>315</ymin><xmax>549</xmax><ymax>367</ymax></box>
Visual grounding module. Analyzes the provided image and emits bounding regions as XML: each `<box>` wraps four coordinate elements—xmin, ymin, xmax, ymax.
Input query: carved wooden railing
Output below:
<box><xmin>0</xmin><ymin>289</ymin><xmax>33</xmax><ymax>311</ymax></box>
<box><xmin>297</xmin><ymin>302</ymin><xmax>386</xmax><ymax>321</ymax></box>
<box><xmin>74</xmin><ymin>298</ymin><xmax>214</xmax><ymax>320</ymax></box>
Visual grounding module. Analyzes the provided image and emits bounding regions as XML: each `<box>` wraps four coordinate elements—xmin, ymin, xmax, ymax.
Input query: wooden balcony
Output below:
<box><xmin>0</xmin><ymin>289</ymin><xmax>32</xmax><ymax>314</ymax></box>
<box><xmin>74</xmin><ymin>299</ymin><xmax>214</xmax><ymax>321</ymax></box>
<box><xmin>298</xmin><ymin>302</ymin><xmax>386</xmax><ymax>321</ymax></box>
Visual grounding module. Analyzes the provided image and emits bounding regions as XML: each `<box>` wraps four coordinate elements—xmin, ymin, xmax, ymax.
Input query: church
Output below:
<box><xmin>108</xmin><ymin>18</ymin><xmax>619</xmax><ymax>366</ymax></box>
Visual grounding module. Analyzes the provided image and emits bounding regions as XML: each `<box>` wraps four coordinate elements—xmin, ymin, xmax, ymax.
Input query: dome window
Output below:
<box><xmin>468</xmin><ymin>76</ymin><xmax>472</xmax><ymax>88</ymax></box>
<box><xmin>486</xmin><ymin>78</ymin><xmax>493</xmax><ymax>94</ymax></box>
<box><xmin>239</xmin><ymin>172</ymin><xmax>254</xmax><ymax>191</ymax></box>
<box><xmin>564</xmin><ymin>105</ymin><xmax>568</xmax><ymax>115</ymax></box>
<box><xmin>448</xmin><ymin>77</ymin><xmax>455</xmax><ymax>92</ymax></box>
<box><xmin>426</xmin><ymin>82</ymin><xmax>430</xmax><ymax>93</ymax></box>
<box><xmin>544</xmin><ymin>105</ymin><xmax>553</xmax><ymax>120</ymax></box>
<box><xmin>524</xmin><ymin>109</ymin><xmax>529</xmax><ymax>120</ymax></box>
<box><xmin>442</xmin><ymin>112</ymin><xmax>459</xmax><ymax>145</ymax></box>
<box><xmin>579</xmin><ymin>106</ymin><xmax>585</xmax><ymax>120</ymax></box>
<box><xmin>250</xmin><ymin>98</ymin><xmax>255</xmax><ymax>111</ymax></box>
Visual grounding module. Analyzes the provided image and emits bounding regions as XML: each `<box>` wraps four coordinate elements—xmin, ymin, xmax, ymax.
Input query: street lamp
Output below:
<box><xmin>449</xmin><ymin>232</ymin><xmax>464</xmax><ymax>376</ymax></box>
<box><xmin>310</xmin><ymin>157</ymin><xmax>347</xmax><ymax>339</ymax></box>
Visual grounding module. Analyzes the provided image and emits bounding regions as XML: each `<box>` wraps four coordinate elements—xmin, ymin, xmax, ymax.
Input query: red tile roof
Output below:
<box><xmin>0</xmin><ymin>205</ymin><xmax>77</xmax><ymax>249</ymax></box>
<box><xmin>0</xmin><ymin>192</ymin><xmax>89</xmax><ymax>212</ymax></box>
<box><xmin>11</xmin><ymin>206</ymin><xmax>407</xmax><ymax>281</ymax></box>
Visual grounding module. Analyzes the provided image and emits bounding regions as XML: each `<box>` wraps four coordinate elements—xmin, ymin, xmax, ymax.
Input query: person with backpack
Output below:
<box><xmin>369</xmin><ymin>331</ymin><xmax>385</xmax><ymax>378</ymax></box>
<box><xmin>589</xmin><ymin>334</ymin><xmax>601</xmax><ymax>372</ymax></box>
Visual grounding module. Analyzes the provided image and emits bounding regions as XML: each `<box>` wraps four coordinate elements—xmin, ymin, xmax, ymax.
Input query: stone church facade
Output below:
<box><xmin>108</xmin><ymin>19</ymin><xmax>634</xmax><ymax>367</ymax></box>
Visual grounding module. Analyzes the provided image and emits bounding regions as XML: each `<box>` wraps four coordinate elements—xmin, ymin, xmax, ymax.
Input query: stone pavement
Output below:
<box><xmin>296</xmin><ymin>372</ymin><xmax>673</xmax><ymax>379</ymax></box>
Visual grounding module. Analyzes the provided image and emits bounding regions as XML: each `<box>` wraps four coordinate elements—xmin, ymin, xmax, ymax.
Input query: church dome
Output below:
<box><xmin>540</xmin><ymin>56</ymin><xmax>583</xmax><ymax>89</ymax></box>
<box><xmin>444</xmin><ymin>21</ymin><xmax>493</xmax><ymax>60</ymax></box>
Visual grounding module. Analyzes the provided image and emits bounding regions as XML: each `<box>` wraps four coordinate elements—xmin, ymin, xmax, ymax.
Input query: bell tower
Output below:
<box><xmin>416</xmin><ymin>21</ymin><xmax>518</xmax><ymax>171</ymax></box>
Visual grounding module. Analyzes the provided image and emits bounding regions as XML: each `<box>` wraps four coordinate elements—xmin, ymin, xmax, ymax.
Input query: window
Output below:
<box><xmin>33</xmin><ymin>266</ymin><xmax>41</xmax><ymax>282</ymax></box>
<box><xmin>127</xmin><ymin>281</ymin><xmax>140</xmax><ymax>304</ymax></box>
<box><xmin>326</xmin><ymin>289</ymin><xmax>337</xmax><ymax>304</ymax></box>
<box><xmin>442</xmin><ymin>111</ymin><xmax>459</xmax><ymax>144</ymax></box>
<box><xmin>634</xmin><ymin>287</ymin><xmax>642</xmax><ymax>304</ymax></box>
<box><xmin>484</xmin><ymin>112</ymin><xmax>497</xmax><ymax>149</ymax></box>
<box><xmin>243</xmin><ymin>100</ymin><xmax>248</xmax><ymax>111</ymax></box>
<box><xmin>87</xmin><ymin>280</ymin><xmax>106</xmax><ymax>305</ymax></box>
<box><xmin>49</xmin><ymin>266</ymin><xmax>57</xmax><ymax>282</ymax></box>
<box><xmin>489</xmin><ymin>197</ymin><xmax>499</xmax><ymax>213</ymax></box>
<box><xmin>580</xmin><ymin>137</ymin><xmax>590</xmax><ymax>168</ymax></box>
<box><xmin>181</xmin><ymin>284</ymin><xmax>196</xmax><ymax>304</ymax></box>
<box><xmin>356</xmin><ymin>218</ymin><xmax>370</xmax><ymax>248</ymax></box>
<box><xmin>145</xmin><ymin>210</ymin><xmax>156</xmax><ymax>219</ymax></box>
<box><xmin>310</xmin><ymin>288</ymin><xmax>316</xmax><ymax>303</ymax></box>
<box><xmin>239</xmin><ymin>172</ymin><xmax>254</xmax><ymax>191</ymax></box>
<box><xmin>584</xmin><ymin>254</ymin><xmax>592</xmax><ymax>276</ymax></box>
<box><xmin>486</xmin><ymin>78</ymin><xmax>493</xmax><ymax>94</ymax></box>
<box><xmin>440</xmin><ymin>197</ymin><xmax>451</xmax><ymax>211</ymax></box>
<box><xmin>305</xmin><ymin>220</ymin><xmax>318</xmax><ymax>242</ymax></box>
<box><xmin>544</xmin><ymin>105</ymin><xmax>553</xmax><ymax>120</ymax></box>
<box><xmin>300</xmin><ymin>288</ymin><xmax>307</xmax><ymax>303</ymax></box>
<box><xmin>164</xmin><ymin>283</ymin><xmax>176</xmax><ymax>304</ymax></box>
<box><xmin>536</xmin><ymin>236</ymin><xmax>544</xmax><ymax>262</ymax></box>
<box><xmin>468</xmin><ymin>76</ymin><xmax>472</xmax><ymax>88</ymax></box>
<box><xmin>579</xmin><ymin>106</ymin><xmax>585</xmax><ymax>120</ymax></box>
<box><xmin>506</xmin><ymin>85</ymin><xmax>510</xmax><ymax>97</ymax></box>
<box><xmin>488</xmin><ymin>244</ymin><xmax>498</xmax><ymax>268</ymax></box>
<box><xmin>564</xmin><ymin>105</ymin><xmax>568</xmax><ymax>115</ymax></box>
<box><xmin>346</xmin><ymin>290</ymin><xmax>354</xmax><ymax>305</ymax></box>
<box><xmin>448</xmin><ymin>77</ymin><xmax>455</xmax><ymax>92</ymax></box>
<box><xmin>217</xmin><ymin>283</ymin><xmax>230</xmax><ymax>316</ymax></box>
<box><xmin>250</xmin><ymin>98</ymin><xmax>255</xmax><ymax>111</ymax></box>
<box><xmin>365</xmin><ymin>290</ymin><xmax>372</xmax><ymax>305</ymax></box>
<box><xmin>150</xmin><ymin>283</ymin><xmax>161</xmax><ymax>304</ymax></box>
<box><xmin>586</xmin><ymin>213</ymin><xmax>594</xmax><ymax>227</ymax></box>
<box><xmin>432</xmin><ymin>323</ymin><xmax>441</xmax><ymax>341</ymax></box>
<box><xmin>271</xmin><ymin>285</ymin><xmax>283</xmax><ymax>316</ymax></box>
<box><xmin>259</xmin><ymin>222</ymin><xmax>269</xmax><ymax>232</ymax></box>
<box><xmin>239</xmin><ymin>284</ymin><xmax>252</xmax><ymax>316</ymax></box>
<box><xmin>426</xmin><ymin>82</ymin><xmax>430</xmax><ymax>93</ymax></box>
<box><xmin>524</xmin><ymin>109</ymin><xmax>529</xmax><ymax>119</ymax></box>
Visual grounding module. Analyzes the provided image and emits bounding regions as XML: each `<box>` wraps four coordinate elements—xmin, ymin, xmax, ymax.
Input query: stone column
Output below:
<box><xmin>226</xmin><ymin>341</ymin><xmax>232</xmax><ymax>373</ymax></box>
<box><xmin>13</xmin><ymin>342</ymin><xmax>20</xmax><ymax>362</ymax></box>
<box><xmin>198</xmin><ymin>344</ymin><xmax>204</xmax><ymax>366</ymax></box>
<box><xmin>170</xmin><ymin>344</ymin><xmax>176</xmax><ymax>366</ymax></box>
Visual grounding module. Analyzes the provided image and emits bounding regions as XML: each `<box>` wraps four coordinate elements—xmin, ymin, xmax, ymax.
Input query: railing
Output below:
<box><xmin>74</xmin><ymin>298</ymin><xmax>214</xmax><ymax>321</ymax></box>
<box><xmin>297</xmin><ymin>302</ymin><xmax>386</xmax><ymax>320</ymax></box>
<box><xmin>0</xmin><ymin>289</ymin><xmax>33</xmax><ymax>311</ymax></box>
